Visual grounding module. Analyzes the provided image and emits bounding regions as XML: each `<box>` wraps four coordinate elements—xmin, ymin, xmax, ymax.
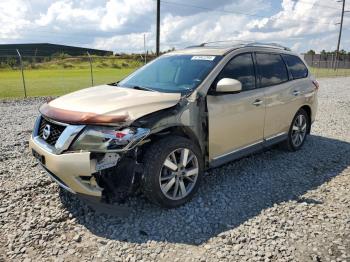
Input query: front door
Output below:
<box><xmin>207</xmin><ymin>53</ymin><xmax>265</xmax><ymax>164</ymax></box>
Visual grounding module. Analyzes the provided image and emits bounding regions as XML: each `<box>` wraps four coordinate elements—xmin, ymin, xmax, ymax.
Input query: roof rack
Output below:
<box><xmin>197</xmin><ymin>40</ymin><xmax>251</xmax><ymax>47</ymax></box>
<box><xmin>244</xmin><ymin>42</ymin><xmax>291</xmax><ymax>51</ymax></box>
<box><xmin>187</xmin><ymin>41</ymin><xmax>291</xmax><ymax>51</ymax></box>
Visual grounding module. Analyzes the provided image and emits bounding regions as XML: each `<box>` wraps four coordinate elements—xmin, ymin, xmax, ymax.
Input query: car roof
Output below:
<box><xmin>167</xmin><ymin>42</ymin><xmax>294</xmax><ymax>56</ymax></box>
<box><xmin>169</xmin><ymin>46</ymin><xmax>238</xmax><ymax>56</ymax></box>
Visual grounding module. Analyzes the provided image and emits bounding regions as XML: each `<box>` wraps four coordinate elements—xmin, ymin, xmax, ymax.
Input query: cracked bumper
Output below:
<box><xmin>29</xmin><ymin>136</ymin><xmax>102</xmax><ymax>198</ymax></box>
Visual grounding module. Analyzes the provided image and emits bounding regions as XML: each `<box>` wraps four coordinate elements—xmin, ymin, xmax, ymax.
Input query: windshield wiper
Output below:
<box><xmin>108</xmin><ymin>81</ymin><xmax>119</xmax><ymax>86</ymax></box>
<box><xmin>131</xmin><ymin>85</ymin><xmax>155</xmax><ymax>92</ymax></box>
<box><xmin>109</xmin><ymin>82</ymin><xmax>155</xmax><ymax>92</ymax></box>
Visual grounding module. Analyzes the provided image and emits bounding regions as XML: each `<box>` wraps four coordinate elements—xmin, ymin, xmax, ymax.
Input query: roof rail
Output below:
<box><xmin>185</xmin><ymin>40</ymin><xmax>250</xmax><ymax>48</ymax></box>
<box><xmin>244</xmin><ymin>42</ymin><xmax>291</xmax><ymax>51</ymax></box>
<box><xmin>186</xmin><ymin>41</ymin><xmax>291</xmax><ymax>51</ymax></box>
<box><xmin>199</xmin><ymin>40</ymin><xmax>252</xmax><ymax>47</ymax></box>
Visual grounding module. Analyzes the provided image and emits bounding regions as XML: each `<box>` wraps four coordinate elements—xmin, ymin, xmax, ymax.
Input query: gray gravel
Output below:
<box><xmin>1</xmin><ymin>77</ymin><xmax>350</xmax><ymax>262</ymax></box>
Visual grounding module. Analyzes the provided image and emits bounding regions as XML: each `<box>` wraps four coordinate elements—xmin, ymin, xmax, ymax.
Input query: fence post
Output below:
<box><xmin>16</xmin><ymin>49</ymin><xmax>27</xmax><ymax>98</ymax></box>
<box><xmin>87</xmin><ymin>52</ymin><xmax>94</xmax><ymax>86</ymax></box>
<box><xmin>316</xmin><ymin>56</ymin><xmax>321</xmax><ymax>78</ymax></box>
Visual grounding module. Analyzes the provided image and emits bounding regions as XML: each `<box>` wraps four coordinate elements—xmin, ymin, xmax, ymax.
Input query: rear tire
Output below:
<box><xmin>142</xmin><ymin>136</ymin><xmax>203</xmax><ymax>208</ymax></box>
<box><xmin>283</xmin><ymin>108</ymin><xmax>310</xmax><ymax>151</ymax></box>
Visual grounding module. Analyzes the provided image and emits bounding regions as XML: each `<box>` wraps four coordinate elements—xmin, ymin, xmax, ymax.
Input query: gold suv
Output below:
<box><xmin>30</xmin><ymin>43</ymin><xmax>318</xmax><ymax>208</ymax></box>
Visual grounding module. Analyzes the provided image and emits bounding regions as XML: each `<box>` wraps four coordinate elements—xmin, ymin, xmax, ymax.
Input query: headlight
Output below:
<box><xmin>70</xmin><ymin>126</ymin><xmax>150</xmax><ymax>152</ymax></box>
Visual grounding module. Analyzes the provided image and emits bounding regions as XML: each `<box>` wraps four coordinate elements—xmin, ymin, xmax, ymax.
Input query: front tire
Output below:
<box><xmin>283</xmin><ymin>108</ymin><xmax>310</xmax><ymax>151</ymax></box>
<box><xmin>142</xmin><ymin>136</ymin><xmax>203</xmax><ymax>208</ymax></box>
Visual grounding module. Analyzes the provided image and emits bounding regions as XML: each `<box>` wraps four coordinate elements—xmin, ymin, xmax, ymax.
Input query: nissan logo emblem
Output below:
<box><xmin>42</xmin><ymin>124</ymin><xmax>51</xmax><ymax>140</ymax></box>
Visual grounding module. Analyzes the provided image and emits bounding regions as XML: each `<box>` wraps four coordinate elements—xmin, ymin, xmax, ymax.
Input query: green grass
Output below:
<box><xmin>1</xmin><ymin>63</ymin><xmax>349</xmax><ymax>98</ymax></box>
<box><xmin>0</xmin><ymin>68</ymin><xmax>137</xmax><ymax>98</ymax></box>
<box><xmin>309</xmin><ymin>67</ymin><xmax>350</xmax><ymax>78</ymax></box>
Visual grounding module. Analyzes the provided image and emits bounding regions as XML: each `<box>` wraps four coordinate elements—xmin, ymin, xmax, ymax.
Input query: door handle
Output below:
<box><xmin>293</xmin><ymin>90</ymin><xmax>301</xmax><ymax>96</ymax></box>
<box><xmin>252</xmin><ymin>99</ymin><xmax>263</xmax><ymax>106</ymax></box>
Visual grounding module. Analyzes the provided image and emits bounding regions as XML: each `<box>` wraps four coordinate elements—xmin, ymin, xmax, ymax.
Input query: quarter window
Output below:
<box><xmin>282</xmin><ymin>54</ymin><xmax>308</xmax><ymax>79</ymax></box>
<box><xmin>216</xmin><ymin>53</ymin><xmax>256</xmax><ymax>91</ymax></box>
<box><xmin>256</xmin><ymin>53</ymin><xmax>289</xmax><ymax>87</ymax></box>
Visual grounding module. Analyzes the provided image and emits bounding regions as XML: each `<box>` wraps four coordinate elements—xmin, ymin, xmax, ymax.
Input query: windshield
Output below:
<box><xmin>118</xmin><ymin>55</ymin><xmax>222</xmax><ymax>94</ymax></box>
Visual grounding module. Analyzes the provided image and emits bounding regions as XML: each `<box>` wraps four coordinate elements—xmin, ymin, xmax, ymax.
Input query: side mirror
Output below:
<box><xmin>216</xmin><ymin>78</ymin><xmax>242</xmax><ymax>93</ymax></box>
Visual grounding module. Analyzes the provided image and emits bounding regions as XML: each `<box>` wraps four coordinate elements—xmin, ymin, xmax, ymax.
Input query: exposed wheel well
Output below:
<box><xmin>140</xmin><ymin>126</ymin><xmax>202</xmax><ymax>155</ymax></box>
<box><xmin>152</xmin><ymin>126</ymin><xmax>201</xmax><ymax>148</ymax></box>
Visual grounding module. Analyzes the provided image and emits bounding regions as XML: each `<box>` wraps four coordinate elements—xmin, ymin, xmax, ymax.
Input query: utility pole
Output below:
<box><xmin>335</xmin><ymin>0</ymin><xmax>346</xmax><ymax>70</ymax></box>
<box><xmin>144</xmin><ymin>34</ymin><xmax>147</xmax><ymax>64</ymax></box>
<box><xmin>156</xmin><ymin>0</ymin><xmax>160</xmax><ymax>56</ymax></box>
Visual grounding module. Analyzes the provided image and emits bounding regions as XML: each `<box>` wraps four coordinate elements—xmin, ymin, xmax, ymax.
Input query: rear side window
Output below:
<box><xmin>216</xmin><ymin>53</ymin><xmax>256</xmax><ymax>91</ymax></box>
<box><xmin>282</xmin><ymin>54</ymin><xmax>308</xmax><ymax>79</ymax></box>
<box><xmin>256</xmin><ymin>53</ymin><xmax>288</xmax><ymax>87</ymax></box>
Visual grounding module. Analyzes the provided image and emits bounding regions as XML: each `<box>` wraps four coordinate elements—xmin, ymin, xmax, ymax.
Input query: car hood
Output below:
<box><xmin>39</xmin><ymin>84</ymin><xmax>181</xmax><ymax>125</ymax></box>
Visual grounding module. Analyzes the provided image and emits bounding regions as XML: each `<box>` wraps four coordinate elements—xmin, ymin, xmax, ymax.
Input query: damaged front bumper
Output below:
<box><xmin>29</xmin><ymin>116</ymin><xmax>149</xmax><ymax>201</ymax></box>
<box><xmin>30</xmin><ymin>136</ymin><xmax>103</xmax><ymax>198</ymax></box>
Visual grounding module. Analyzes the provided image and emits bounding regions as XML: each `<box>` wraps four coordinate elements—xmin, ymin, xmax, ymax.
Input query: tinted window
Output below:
<box><xmin>216</xmin><ymin>53</ymin><xmax>256</xmax><ymax>91</ymax></box>
<box><xmin>282</xmin><ymin>54</ymin><xmax>308</xmax><ymax>79</ymax></box>
<box><xmin>256</xmin><ymin>53</ymin><xmax>288</xmax><ymax>87</ymax></box>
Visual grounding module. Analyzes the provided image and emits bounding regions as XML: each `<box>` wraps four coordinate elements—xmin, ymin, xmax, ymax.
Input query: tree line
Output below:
<box><xmin>305</xmin><ymin>49</ymin><xmax>349</xmax><ymax>55</ymax></box>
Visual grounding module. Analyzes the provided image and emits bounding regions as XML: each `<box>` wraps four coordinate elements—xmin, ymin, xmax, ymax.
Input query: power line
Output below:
<box><xmin>159</xmin><ymin>0</ymin><xmax>338</xmax><ymax>26</ymax></box>
<box><xmin>2</xmin><ymin>0</ymin><xmax>347</xmax><ymax>52</ymax></box>
<box><xmin>293</xmin><ymin>0</ymin><xmax>342</xmax><ymax>10</ymax></box>
<box><xmin>0</xmin><ymin>1</ymin><xmax>341</xmax><ymax>41</ymax></box>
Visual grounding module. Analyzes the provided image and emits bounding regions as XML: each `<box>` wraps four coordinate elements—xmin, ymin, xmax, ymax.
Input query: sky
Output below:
<box><xmin>0</xmin><ymin>0</ymin><xmax>349</xmax><ymax>54</ymax></box>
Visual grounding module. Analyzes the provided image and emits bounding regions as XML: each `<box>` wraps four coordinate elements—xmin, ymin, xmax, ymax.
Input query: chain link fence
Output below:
<box><xmin>307</xmin><ymin>60</ymin><xmax>350</xmax><ymax>78</ymax></box>
<box><xmin>0</xmin><ymin>50</ymin><xmax>349</xmax><ymax>98</ymax></box>
<box><xmin>0</xmin><ymin>51</ymin><xmax>145</xmax><ymax>98</ymax></box>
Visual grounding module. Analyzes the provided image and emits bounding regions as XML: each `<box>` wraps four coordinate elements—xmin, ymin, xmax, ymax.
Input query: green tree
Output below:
<box><xmin>306</xmin><ymin>49</ymin><xmax>316</xmax><ymax>55</ymax></box>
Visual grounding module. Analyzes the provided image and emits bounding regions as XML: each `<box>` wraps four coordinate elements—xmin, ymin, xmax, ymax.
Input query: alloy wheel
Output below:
<box><xmin>159</xmin><ymin>148</ymin><xmax>199</xmax><ymax>200</ymax></box>
<box><xmin>291</xmin><ymin>114</ymin><xmax>307</xmax><ymax>147</ymax></box>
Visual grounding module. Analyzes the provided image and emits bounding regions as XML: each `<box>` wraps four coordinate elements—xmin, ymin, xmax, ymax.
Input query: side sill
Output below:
<box><xmin>209</xmin><ymin>133</ymin><xmax>287</xmax><ymax>168</ymax></box>
<box><xmin>209</xmin><ymin>142</ymin><xmax>263</xmax><ymax>168</ymax></box>
<box><xmin>263</xmin><ymin>133</ymin><xmax>288</xmax><ymax>148</ymax></box>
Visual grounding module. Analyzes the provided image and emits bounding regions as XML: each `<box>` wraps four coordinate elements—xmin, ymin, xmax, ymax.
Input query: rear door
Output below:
<box><xmin>207</xmin><ymin>53</ymin><xmax>265</xmax><ymax>163</ymax></box>
<box><xmin>255</xmin><ymin>52</ymin><xmax>293</xmax><ymax>139</ymax></box>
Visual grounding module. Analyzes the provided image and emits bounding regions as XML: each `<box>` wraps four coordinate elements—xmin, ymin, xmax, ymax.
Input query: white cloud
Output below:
<box><xmin>247</xmin><ymin>18</ymin><xmax>269</xmax><ymax>30</ymax></box>
<box><xmin>100</xmin><ymin>0</ymin><xmax>154</xmax><ymax>31</ymax></box>
<box><xmin>93</xmin><ymin>32</ymin><xmax>153</xmax><ymax>52</ymax></box>
<box><xmin>0</xmin><ymin>0</ymin><xmax>30</xmax><ymax>40</ymax></box>
<box><xmin>35</xmin><ymin>0</ymin><xmax>102</xmax><ymax>27</ymax></box>
<box><xmin>0</xmin><ymin>0</ymin><xmax>348</xmax><ymax>53</ymax></box>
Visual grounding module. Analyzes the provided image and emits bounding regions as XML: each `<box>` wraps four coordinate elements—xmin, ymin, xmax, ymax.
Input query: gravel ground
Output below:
<box><xmin>0</xmin><ymin>77</ymin><xmax>350</xmax><ymax>262</ymax></box>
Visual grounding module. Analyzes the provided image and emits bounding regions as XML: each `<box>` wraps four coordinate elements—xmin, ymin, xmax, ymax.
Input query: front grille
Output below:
<box><xmin>38</xmin><ymin>118</ymin><xmax>66</xmax><ymax>146</ymax></box>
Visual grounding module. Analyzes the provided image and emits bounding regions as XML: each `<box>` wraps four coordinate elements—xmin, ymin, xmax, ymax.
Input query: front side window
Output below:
<box><xmin>256</xmin><ymin>53</ymin><xmax>289</xmax><ymax>87</ymax></box>
<box><xmin>118</xmin><ymin>55</ymin><xmax>222</xmax><ymax>94</ymax></box>
<box><xmin>282</xmin><ymin>54</ymin><xmax>308</xmax><ymax>79</ymax></box>
<box><xmin>216</xmin><ymin>53</ymin><xmax>256</xmax><ymax>91</ymax></box>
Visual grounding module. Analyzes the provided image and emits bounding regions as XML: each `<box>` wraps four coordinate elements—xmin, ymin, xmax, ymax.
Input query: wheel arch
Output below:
<box><xmin>148</xmin><ymin>125</ymin><xmax>202</xmax><ymax>151</ymax></box>
<box><xmin>299</xmin><ymin>105</ymin><xmax>312</xmax><ymax>133</ymax></box>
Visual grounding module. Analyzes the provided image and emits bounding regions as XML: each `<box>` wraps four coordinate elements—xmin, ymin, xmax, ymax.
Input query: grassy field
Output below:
<box><xmin>0</xmin><ymin>68</ymin><xmax>137</xmax><ymax>98</ymax></box>
<box><xmin>309</xmin><ymin>67</ymin><xmax>350</xmax><ymax>78</ymax></box>
<box><xmin>0</xmin><ymin>62</ymin><xmax>349</xmax><ymax>98</ymax></box>
<box><xmin>0</xmin><ymin>56</ymin><xmax>142</xmax><ymax>98</ymax></box>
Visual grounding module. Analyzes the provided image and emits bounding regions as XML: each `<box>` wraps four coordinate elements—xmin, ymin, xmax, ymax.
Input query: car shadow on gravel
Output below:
<box><xmin>59</xmin><ymin>135</ymin><xmax>350</xmax><ymax>245</ymax></box>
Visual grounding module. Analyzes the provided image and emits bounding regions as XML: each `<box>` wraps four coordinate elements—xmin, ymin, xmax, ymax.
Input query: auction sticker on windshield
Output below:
<box><xmin>191</xmin><ymin>56</ymin><xmax>216</xmax><ymax>61</ymax></box>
